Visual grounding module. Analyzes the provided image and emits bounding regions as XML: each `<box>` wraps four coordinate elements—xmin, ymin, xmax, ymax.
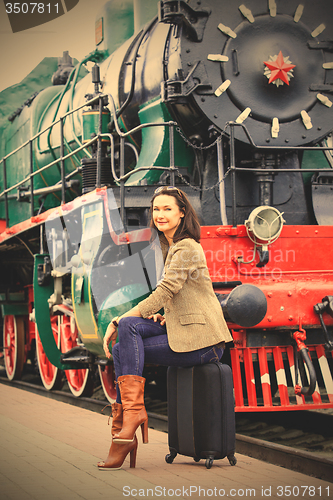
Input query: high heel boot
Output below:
<box><xmin>113</xmin><ymin>375</ymin><xmax>148</xmax><ymax>444</ymax></box>
<box><xmin>97</xmin><ymin>402</ymin><xmax>138</xmax><ymax>470</ymax></box>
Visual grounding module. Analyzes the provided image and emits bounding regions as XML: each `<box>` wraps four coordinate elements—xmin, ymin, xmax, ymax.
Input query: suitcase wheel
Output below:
<box><xmin>228</xmin><ymin>454</ymin><xmax>237</xmax><ymax>466</ymax></box>
<box><xmin>165</xmin><ymin>450</ymin><xmax>177</xmax><ymax>464</ymax></box>
<box><xmin>205</xmin><ymin>458</ymin><xmax>214</xmax><ymax>469</ymax></box>
<box><xmin>165</xmin><ymin>454</ymin><xmax>174</xmax><ymax>464</ymax></box>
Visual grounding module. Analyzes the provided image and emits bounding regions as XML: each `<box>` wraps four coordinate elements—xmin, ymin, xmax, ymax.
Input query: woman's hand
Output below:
<box><xmin>103</xmin><ymin>321</ymin><xmax>118</xmax><ymax>358</ymax></box>
<box><xmin>148</xmin><ymin>313</ymin><xmax>166</xmax><ymax>326</ymax></box>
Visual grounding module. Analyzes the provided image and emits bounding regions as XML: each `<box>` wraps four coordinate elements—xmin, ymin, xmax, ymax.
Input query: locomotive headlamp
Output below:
<box><xmin>245</xmin><ymin>206</ymin><xmax>284</xmax><ymax>246</ymax></box>
<box><xmin>239</xmin><ymin>206</ymin><xmax>285</xmax><ymax>268</ymax></box>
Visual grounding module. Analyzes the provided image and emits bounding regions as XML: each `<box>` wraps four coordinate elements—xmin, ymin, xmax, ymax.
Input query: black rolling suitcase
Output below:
<box><xmin>165</xmin><ymin>362</ymin><xmax>237</xmax><ymax>469</ymax></box>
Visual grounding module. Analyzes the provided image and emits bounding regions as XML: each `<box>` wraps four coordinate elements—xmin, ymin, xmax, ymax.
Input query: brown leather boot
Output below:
<box><xmin>113</xmin><ymin>375</ymin><xmax>148</xmax><ymax>444</ymax></box>
<box><xmin>110</xmin><ymin>402</ymin><xmax>123</xmax><ymax>435</ymax></box>
<box><xmin>97</xmin><ymin>402</ymin><xmax>138</xmax><ymax>470</ymax></box>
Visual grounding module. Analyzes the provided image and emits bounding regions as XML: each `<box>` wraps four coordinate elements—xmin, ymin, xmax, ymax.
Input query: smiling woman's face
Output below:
<box><xmin>153</xmin><ymin>194</ymin><xmax>184</xmax><ymax>241</ymax></box>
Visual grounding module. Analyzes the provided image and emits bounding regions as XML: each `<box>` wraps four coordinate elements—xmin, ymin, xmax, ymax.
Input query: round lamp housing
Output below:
<box><xmin>245</xmin><ymin>206</ymin><xmax>285</xmax><ymax>245</ymax></box>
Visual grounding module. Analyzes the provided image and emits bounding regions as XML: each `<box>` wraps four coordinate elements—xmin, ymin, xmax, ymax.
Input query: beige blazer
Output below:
<box><xmin>138</xmin><ymin>236</ymin><xmax>233</xmax><ymax>352</ymax></box>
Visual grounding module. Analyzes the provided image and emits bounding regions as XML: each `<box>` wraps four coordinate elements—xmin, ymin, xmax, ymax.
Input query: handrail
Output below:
<box><xmin>0</xmin><ymin>136</ymin><xmax>97</xmax><ymax>198</ymax></box>
<box><xmin>107</xmin><ymin>92</ymin><xmax>177</xmax><ymax>138</ymax></box>
<box><xmin>106</xmin><ymin>92</ymin><xmax>177</xmax><ymax>221</ymax></box>
<box><xmin>0</xmin><ymin>93</ymin><xmax>101</xmax><ymax>226</ymax></box>
<box><xmin>0</xmin><ymin>94</ymin><xmax>102</xmax><ymax>167</ymax></box>
<box><xmin>0</xmin><ymin>91</ymin><xmax>179</xmax><ymax>228</ymax></box>
<box><xmin>0</xmin><ymin>93</ymin><xmax>178</xmax><ymax>200</ymax></box>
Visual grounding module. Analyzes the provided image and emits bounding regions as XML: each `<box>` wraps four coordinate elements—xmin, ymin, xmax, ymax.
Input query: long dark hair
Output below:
<box><xmin>150</xmin><ymin>187</ymin><xmax>201</xmax><ymax>243</ymax></box>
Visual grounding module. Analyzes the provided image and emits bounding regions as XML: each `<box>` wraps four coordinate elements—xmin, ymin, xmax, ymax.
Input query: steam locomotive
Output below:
<box><xmin>1</xmin><ymin>0</ymin><xmax>333</xmax><ymax>411</ymax></box>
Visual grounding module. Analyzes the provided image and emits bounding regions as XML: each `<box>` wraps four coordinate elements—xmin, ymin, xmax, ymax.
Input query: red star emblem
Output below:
<box><xmin>263</xmin><ymin>51</ymin><xmax>296</xmax><ymax>85</ymax></box>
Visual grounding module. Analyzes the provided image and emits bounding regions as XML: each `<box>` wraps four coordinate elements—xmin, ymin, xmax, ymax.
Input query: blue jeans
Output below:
<box><xmin>112</xmin><ymin>316</ymin><xmax>224</xmax><ymax>403</ymax></box>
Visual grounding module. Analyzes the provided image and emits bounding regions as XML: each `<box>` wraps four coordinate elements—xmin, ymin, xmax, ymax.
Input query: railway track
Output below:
<box><xmin>1</xmin><ymin>366</ymin><xmax>333</xmax><ymax>483</ymax></box>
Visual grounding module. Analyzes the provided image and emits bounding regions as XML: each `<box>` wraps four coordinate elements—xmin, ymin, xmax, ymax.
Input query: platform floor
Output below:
<box><xmin>0</xmin><ymin>384</ymin><xmax>331</xmax><ymax>500</ymax></box>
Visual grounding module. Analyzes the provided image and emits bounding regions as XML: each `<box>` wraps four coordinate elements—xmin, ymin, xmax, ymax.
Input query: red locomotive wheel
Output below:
<box><xmin>36</xmin><ymin>316</ymin><xmax>63</xmax><ymax>391</ymax></box>
<box><xmin>60</xmin><ymin>315</ymin><xmax>94</xmax><ymax>398</ymax></box>
<box><xmin>3</xmin><ymin>315</ymin><xmax>25</xmax><ymax>381</ymax></box>
<box><xmin>98</xmin><ymin>364</ymin><xmax>117</xmax><ymax>403</ymax></box>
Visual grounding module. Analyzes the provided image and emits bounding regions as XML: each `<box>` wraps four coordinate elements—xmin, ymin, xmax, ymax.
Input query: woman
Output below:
<box><xmin>97</xmin><ymin>186</ymin><xmax>232</xmax><ymax>470</ymax></box>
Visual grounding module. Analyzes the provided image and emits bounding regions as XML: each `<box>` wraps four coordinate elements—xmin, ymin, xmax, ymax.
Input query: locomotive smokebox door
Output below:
<box><xmin>170</xmin><ymin>0</ymin><xmax>333</xmax><ymax>147</ymax></box>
